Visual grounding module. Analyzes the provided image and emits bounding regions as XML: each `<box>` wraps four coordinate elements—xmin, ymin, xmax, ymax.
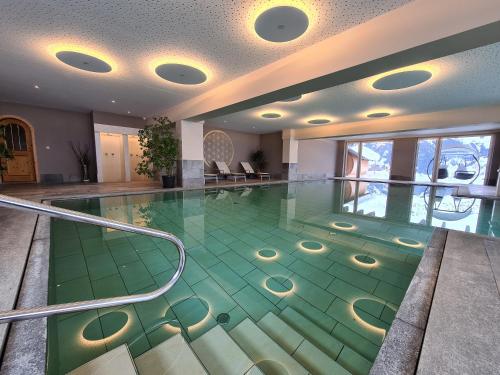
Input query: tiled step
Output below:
<box><xmin>67</xmin><ymin>344</ymin><xmax>137</xmax><ymax>375</ymax></box>
<box><xmin>257</xmin><ymin>312</ymin><xmax>351</xmax><ymax>375</ymax></box>
<box><xmin>280</xmin><ymin>307</ymin><xmax>372</xmax><ymax>375</ymax></box>
<box><xmin>191</xmin><ymin>325</ymin><xmax>257</xmax><ymax>375</ymax></box>
<box><xmin>229</xmin><ymin>318</ymin><xmax>308</xmax><ymax>375</ymax></box>
<box><xmin>135</xmin><ymin>334</ymin><xmax>207</xmax><ymax>375</ymax></box>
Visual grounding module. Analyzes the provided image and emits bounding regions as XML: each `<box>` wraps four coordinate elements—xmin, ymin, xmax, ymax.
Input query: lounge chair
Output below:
<box><xmin>241</xmin><ymin>162</ymin><xmax>271</xmax><ymax>181</ymax></box>
<box><xmin>214</xmin><ymin>161</ymin><xmax>246</xmax><ymax>182</ymax></box>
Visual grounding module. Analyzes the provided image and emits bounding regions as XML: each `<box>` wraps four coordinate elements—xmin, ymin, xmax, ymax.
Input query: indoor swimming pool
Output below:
<box><xmin>46</xmin><ymin>181</ymin><xmax>499</xmax><ymax>374</ymax></box>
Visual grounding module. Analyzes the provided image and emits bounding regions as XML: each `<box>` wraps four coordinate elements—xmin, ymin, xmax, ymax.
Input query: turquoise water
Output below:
<box><xmin>46</xmin><ymin>181</ymin><xmax>499</xmax><ymax>374</ymax></box>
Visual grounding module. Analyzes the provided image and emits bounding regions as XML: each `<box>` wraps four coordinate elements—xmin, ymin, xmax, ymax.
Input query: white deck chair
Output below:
<box><xmin>241</xmin><ymin>162</ymin><xmax>271</xmax><ymax>181</ymax></box>
<box><xmin>214</xmin><ymin>161</ymin><xmax>246</xmax><ymax>182</ymax></box>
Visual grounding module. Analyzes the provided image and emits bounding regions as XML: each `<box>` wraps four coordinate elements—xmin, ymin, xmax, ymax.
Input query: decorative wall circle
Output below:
<box><xmin>203</xmin><ymin>130</ymin><xmax>234</xmax><ymax>167</ymax></box>
<box><xmin>372</xmin><ymin>70</ymin><xmax>432</xmax><ymax>90</ymax></box>
<box><xmin>56</xmin><ymin>51</ymin><xmax>112</xmax><ymax>73</ymax></box>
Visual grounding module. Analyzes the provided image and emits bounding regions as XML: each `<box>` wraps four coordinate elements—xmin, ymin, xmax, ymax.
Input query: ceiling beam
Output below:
<box><xmin>291</xmin><ymin>104</ymin><xmax>500</xmax><ymax>140</ymax></box>
<box><xmin>165</xmin><ymin>0</ymin><xmax>500</xmax><ymax>122</ymax></box>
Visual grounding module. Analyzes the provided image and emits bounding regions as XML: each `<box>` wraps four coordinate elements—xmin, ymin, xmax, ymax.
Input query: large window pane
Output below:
<box><xmin>437</xmin><ymin>135</ymin><xmax>492</xmax><ymax>185</ymax></box>
<box><xmin>359</xmin><ymin>141</ymin><xmax>393</xmax><ymax>180</ymax></box>
<box><xmin>414</xmin><ymin>138</ymin><xmax>437</xmax><ymax>183</ymax></box>
<box><xmin>345</xmin><ymin>142</ymin><xmax>360</xmax><ymax>177</ymax></box>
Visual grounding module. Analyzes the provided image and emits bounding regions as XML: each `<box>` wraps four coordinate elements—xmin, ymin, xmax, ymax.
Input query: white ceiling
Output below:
<box><xmin>0</xmin><ymin>0</ymin><xmax>411</xmax><ymax>116</ymax></box>
<box><xmin>207</xmin><ymin>42</ymin><xmax>500</xmax><ymax>134</ymax></box>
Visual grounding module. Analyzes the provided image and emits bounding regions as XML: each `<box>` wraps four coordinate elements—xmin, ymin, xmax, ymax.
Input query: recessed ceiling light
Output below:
<box><xmin>223</xmin><ymin>120</ymin><xmax>227</xmax><ymax>123</ymax></box>
<box><xmin>279</xmin><ymin>95</ymin><xmax>302</xmax><ymax>102</ymax></box>
<box><xmin>55</xmin><ymin>51</ymin><xmax>112</xmax><ymax>73</ymax></box>
<box><xmin>111</xmin><ymin>100</ymin><xmax>116</xmax><ymax>103</ymax></box>
<box><xmin>127</xmin><ymin>110</ymin><xmax>131</xmax><ymax>114</ymax></box>
<box><xmin>367</xmin><ymin>112</ymin><xmax>391</xmax><ymax>118</ymax></box>
<box><xmin>255</xmin><ymin>6</ymin><xmax>309</xmax><ymax>42</ymax></box>
<box><xmin>261</xmin><ymin>113</ymin><xmax>282</xmax><ymax>119</ymax></box>
<box><xmin>307</xmin><ymin>118</ymin><xmax>331</xmax><ymax>125</ymax></box>
<box><xmin>155</xmin><ymin>63</ymin><xmax>207</xmax><ymax>85</ymax></box>
<box><xmin>34</xmin><ymin>85</ymin><xmax>40</xmax><ymax>89</ymax></box>
<box><xmin>142</xmin><ymin>117</ymin><xmax>147</xmax><ymax>120</ymax></box>
<box><xmin>372</xmin><ymin>70</ymin><xmax>432</xmax><ymax>90</ymax></box>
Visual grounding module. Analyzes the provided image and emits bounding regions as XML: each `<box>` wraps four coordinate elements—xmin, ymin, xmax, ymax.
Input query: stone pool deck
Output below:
<box><xmin>371</xmin><ymin>229</ymin><xmax>500</xmax><ymax>375</ymax></box>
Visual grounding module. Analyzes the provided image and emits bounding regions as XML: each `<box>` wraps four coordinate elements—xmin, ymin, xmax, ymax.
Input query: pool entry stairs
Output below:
<box><xmin>69</xmin><ymin>307</ymin><xmax>373</xmax><ymax>375</ymax></box>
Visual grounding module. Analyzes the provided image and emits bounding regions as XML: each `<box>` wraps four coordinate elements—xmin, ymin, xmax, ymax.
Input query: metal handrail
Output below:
<box><xmin>0</xmin><ymin>194</ymin><xmax>186</xmax><ymax>324</ymax></box>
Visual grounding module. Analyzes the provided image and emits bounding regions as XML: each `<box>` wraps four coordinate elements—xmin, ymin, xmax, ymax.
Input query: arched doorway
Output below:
<box><xmin>0</xmin><ymin>117</ymin><xmax>36</xmax><ymax>182</ymax></box>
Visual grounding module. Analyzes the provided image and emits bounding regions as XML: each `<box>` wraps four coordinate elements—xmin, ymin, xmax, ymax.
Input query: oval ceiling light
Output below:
<box><xmin>55</xmin><ymin>51</ymin><xmax>112</xmax><ymax>73</ymax></box>
<box><xmin>261</xmin><ymin>112</ymin><xmax>282</xmax><ymax>119</ymax></box>
<box><xmin>367</xmin><ymin>112</ymin><xmax>391</xmax><ymax>118</ymax></box>
<box><xmin>279</xmin><ymin>95</ymin><xmax>302</xmax><ymax>102</ymax></box>
<box><xmin>255</xmin><ymin>6</ymin><xmax>309</xmax><ymax>42</ymax></box>
<box><xmin>155</xmin><ymin>63</ymin><xmax>207</xmax><ymax>85</ymax></box>
<box><xmin>372</xmin><ymin>70</ymin><xmax>432</xmax><ymax>90</ymax></box>
<box><xmin>307</xmin><ymin>118</ymin><xmax>331</xmax><ymax>125</ymax></box>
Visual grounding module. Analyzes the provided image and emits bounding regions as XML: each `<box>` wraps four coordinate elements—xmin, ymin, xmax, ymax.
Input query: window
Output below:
<box><xmin>414</xmin><ymin>138</ymin><xmax>437</xmax><ymax>183</ymax></box>
<box><xmin>3</xmin><ymin>122</ymin><xmax>28</xmax><ymax>151</ymax></box>
<box><xmin>413</xmin><ymin>135</ymin><xmax>492</xmax><ymax>185</ymax></box>
<box><xmin>360</xmin><ymin>141</ymin><xmax>393</xmax><ymax>180</ymax></box>
<box><xmin>344</xmin><ymin>141</ymin><xmax>393</xmax><ymax>180</ymax></box>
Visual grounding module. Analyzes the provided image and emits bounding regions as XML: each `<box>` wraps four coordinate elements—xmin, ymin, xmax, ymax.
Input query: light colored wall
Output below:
<box><xmin>297</xmin><ymin>139</ymin><xmax>337</xmax><ymax>180</ymax></box>
<box><xmin>203</xmin><ymin>126</ymin><xmax>260</xmax><ymax>172</ymax></box>
<box><xmin>179</xmin><ymin>120</ymin><xmax>204</xmax><ymax>161</ymax></box>
<box><xmin>260</xmin><ymin>132</ymin><xmax>282</xmax><ymax>178</ymax></box>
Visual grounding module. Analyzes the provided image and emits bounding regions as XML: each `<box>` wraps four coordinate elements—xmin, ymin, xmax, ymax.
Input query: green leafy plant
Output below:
<box><xmin>0</xmin><ymin>125</ymin><xmax>13</xmax><ymax>176</ymax></box>
<box><xmin>136</xmin><ymin>117</ymin><xmax>179</xmax><ymax>178</ymax></box>
<box><xmin>250</xmin><ymin>149</ymin><xmax>267</xmax><ymax>172</ymax></box>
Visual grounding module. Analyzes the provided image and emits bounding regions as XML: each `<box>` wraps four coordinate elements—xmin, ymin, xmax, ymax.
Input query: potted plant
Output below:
<box><xmin>0</xmin><ymin>125</ymin><xmax>13</xmax><ymax>184</ymax></box>
<box><xmin>70</xmin><ymin>142</ymin><xmax>91</xmax><ymax>182</ymax></box>
<box><xmin>250</xmin><ymin>149</ymin><xmax>267</xmax><ymax>172</ymax></box>
<box><xmin>136</xmin><ymin>117</ymin><xmax>179</xmax><ymax>188</ymax></box>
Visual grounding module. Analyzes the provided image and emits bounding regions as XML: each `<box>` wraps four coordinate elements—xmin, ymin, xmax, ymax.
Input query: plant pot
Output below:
<box><xmin>162</xmin><ymin>175</ymin><xmax>176</xmax><ymax>188</ymax></box>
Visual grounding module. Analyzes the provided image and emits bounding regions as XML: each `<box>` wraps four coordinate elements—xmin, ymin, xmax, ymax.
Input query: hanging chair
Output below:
<box><xmin>454</xmin><ymin>161</ymin><xmax>476</xmax><ymax>180</ymax></box>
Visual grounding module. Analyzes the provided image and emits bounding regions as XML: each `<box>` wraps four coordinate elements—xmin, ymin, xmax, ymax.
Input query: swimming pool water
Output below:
<box><xmin>46</xmin><ymin>181</ymin><xmax>499</xmax><ymax>374</ymax></box>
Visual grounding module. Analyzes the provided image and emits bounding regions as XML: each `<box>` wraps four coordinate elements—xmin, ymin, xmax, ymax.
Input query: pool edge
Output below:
<box><xmin>369</xmin><ymin>228</ymin><xmax>447</xmax><ymax>375</ymax></box>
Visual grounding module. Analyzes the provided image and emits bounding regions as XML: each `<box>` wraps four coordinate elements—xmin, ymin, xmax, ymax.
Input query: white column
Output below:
<box><xmin>123</xmin><ymin>134</ymin><xmax>131</xmax><ymax>182</ymax></box>
<box><xmin>496</xmin><ymin>167</ymin><xmax>500</xmax><ymax>196</ymax></box>
<box><xmin>95</xmin><ymin>132</ymin><xmax>103</xmax><ymax>183</ymax></box>
<box><xmin>282</xmin><ymin>129</ymin><xmax>299</xmax><ymax>181</ymax></box>
<box><xmin>177</xmin><ymin>120</ymin><xmax>205</xmax><ymax>188</ymax></box>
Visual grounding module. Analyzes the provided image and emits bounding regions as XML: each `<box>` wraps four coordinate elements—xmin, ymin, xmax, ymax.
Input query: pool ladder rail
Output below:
<box><xmin>0</xmin><ymin>194</ymin><xmax>186</xmax><ymax>324</ymax></box>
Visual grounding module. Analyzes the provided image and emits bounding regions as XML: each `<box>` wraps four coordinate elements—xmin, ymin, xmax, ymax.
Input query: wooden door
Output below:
<box><xmin>0</xmin><ymin>118</ymin><xmax>36</xmax><ymax>182</ymax></box>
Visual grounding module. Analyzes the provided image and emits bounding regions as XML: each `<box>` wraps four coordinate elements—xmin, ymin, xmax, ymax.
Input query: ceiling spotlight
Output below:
<box><xmin>155</xmin><ymin>63</ymin><xmax>207</xmax><ymax>85</ymax></box>
<box><xmin>279</xmin><ymin>95</ymin><xmax>302</xmax><ymax>102</ymax></box>
<box><xmin>55</xmin><ymin>51</ymin><xmax>112</xmax><ymax>73</ymax></box>
<box><xmin>142</xmin><ymin>117</ymin><xmax>147</xmax><ymax>120</ymax></box>
<box><xmin>372</xmin><ymin>70</ymin><xmax>432</xmax><ymax>90</ymax></box>
<box><xmin>261</xmin><ymin>113</ymin><xmax>282</xmax><ymax>119</ymax></box>
<box><xmin>307</xmin><ymin>118</ymin><xmax>331</xmax><ymax>125</ymax></box>
<box><xmin>127</xmin><ymin>110</ymin><xmax>131</xmax><ymax>114</ymax></box>
<box><xmin>34</xmin><ymin>85</ymin><xmax>40</xmax><ymax>89</ymax></box>
<box><xmin>111</xmin><ymin>100</ymin><xmax>116</xmax><ymax>103</ymax></box>
<box><xmin>367</xmin><ymin>112</ymin><xmax>390</xmax><ymax>118</ymax></box>
<box><xmin>254</xmin><ymin>6</ymin><xmax>309</xmax><ymax>42</ymax></box>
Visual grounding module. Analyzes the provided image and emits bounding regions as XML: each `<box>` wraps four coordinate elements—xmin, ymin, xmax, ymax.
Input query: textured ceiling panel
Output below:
<box><xmin>207</xmin><ymin>42</ymin><xmax>500</xmax><ymax>133</ymax></box>
<box><xmin>0</xmin><ymin>0</ymin><xmax>411</xmax><ymax>116</ymax></box>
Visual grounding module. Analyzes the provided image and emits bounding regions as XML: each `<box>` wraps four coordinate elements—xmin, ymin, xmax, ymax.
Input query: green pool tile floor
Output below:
<box><xmin>45</xmin><ymin>181</ymin><xmax>499</xmax><ymax>374</ymax></box>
